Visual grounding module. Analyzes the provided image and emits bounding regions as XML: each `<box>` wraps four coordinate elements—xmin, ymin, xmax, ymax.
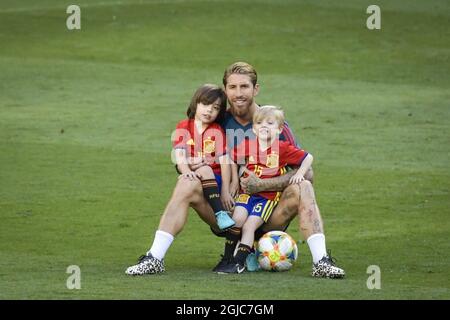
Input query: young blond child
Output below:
<box><xmin>223</xmin><ymin>105</ymin><xmax>313</xmax><ymax>273</ymax></box>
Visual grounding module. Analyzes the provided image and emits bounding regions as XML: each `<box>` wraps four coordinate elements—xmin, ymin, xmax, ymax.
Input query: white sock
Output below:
<box><xmin>147</xmin><ymin>230</ymin><xmax>174</xmax><ymax>261</ymax></box>
<box><xmin>307</xmin><ymin>233</ymin><xmax>327</xmax><ymax>264</ymax></box>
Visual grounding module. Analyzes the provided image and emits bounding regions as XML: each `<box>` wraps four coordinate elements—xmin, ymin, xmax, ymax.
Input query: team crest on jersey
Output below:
<box><xmin>266</xmin><ymin>152</ymin><xmax>279</xmax><ymax>168</ymax></box>
<box><xmin>203</xmin><ymin>137</ymin><xmax>215</xmax><ymax>153</ymax></box>
<box><xmin>236</xmin><ymin>194</ymin><xmax>250</xmax><ymax>204</ymax></box>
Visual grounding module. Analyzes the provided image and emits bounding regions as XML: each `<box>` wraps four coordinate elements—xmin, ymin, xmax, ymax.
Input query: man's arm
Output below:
<box><xmin>240</xmin><ymin>169</ymin><xmax>296</xmax><ymax>194</ymax></box>
<box><xmin>219</xmin><ymin>155</ymin><xmax>234</xmax><ymax>211</ymax></box>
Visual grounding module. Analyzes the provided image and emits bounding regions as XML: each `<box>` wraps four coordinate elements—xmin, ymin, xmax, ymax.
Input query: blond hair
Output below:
<box><xmin>253</xmin><ymin>105</ymin><xmax>285</xmax><ymax>128</ymax></box>
<box><xmin>223</xmin><ymin>61</ymin><xmax>258</xmax><ymax>87</ymax></box>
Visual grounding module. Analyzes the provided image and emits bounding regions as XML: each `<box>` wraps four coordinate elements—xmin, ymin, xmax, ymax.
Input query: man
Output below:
<box><xmin>125</xmin><ymin>62</ymin><xmax>345</xmax><ymax>278</ymax></box>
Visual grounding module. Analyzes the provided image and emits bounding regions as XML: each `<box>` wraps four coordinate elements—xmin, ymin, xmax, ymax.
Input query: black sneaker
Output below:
<box><xmin>125</xmin><ymin>253</ymin><xmax>165</xmax><ymax>276</ymax></box>
<box><xmin>312</xmin><ymin>251</ymin><xmax>345</xmax><ymax>279</ymax></box>
<box><xmin>210</xmin><ymin>226</ymin><xmax>227</xmax><ymax>238</ymax></box>
<box><xmin>217</xmin><ymin>262</ymin><xmax>246</xmax><ymax>274</ymax></box>
<box><xmin>212</xmin><ymin>255</ymin><xmax>233</xmax><ymax>272</ymax></box>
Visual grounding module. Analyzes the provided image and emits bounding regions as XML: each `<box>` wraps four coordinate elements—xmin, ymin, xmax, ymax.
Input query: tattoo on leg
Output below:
<box><xmin>307</xmin><ymin>208</ymin><xmax>314</xmax><ymax>221</ymax></box>
<box><xmin>306</xmin><ymin>187</ymin><xmax>315</xmax><ymax>202</ymax></box>
<box><xmin>313</xmin><ymin>218</ymin><xmax>322</xmax><ymax>233</ymax></box>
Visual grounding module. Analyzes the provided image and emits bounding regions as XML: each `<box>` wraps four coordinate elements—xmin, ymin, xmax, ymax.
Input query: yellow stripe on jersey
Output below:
<box><xmin>260</xmin><ymin>200</ymin><xmax>271</xmax><ymax>221</ymax></box>
<box><xmin>261</xmin><ymin>201</ymin><xmax>271</xmax><ymax>222</ymax></box>
<box><xmin>265</xmin><ymin>201</ymin><xmax>276</xmax><ymax>222</ymax></box>
<box><xmin>273</xmin><ymin>192</ymin><xmax>281</xmax><ymax>202</ymax></box>
<box><xmin>261</xmin><ymin>200</ymin><xmax>278</xmax><ymax>222</ymax></box>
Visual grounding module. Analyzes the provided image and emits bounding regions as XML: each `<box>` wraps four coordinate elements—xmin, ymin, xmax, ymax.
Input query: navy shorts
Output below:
<box><xmin>214</xmin><ymin>173</ymin><xmax>222</xmax><ymax>191</ymax></box>
<box><xmin>235</xmin><ymin>194</ymin><xmax>279</xmax><ymax>223</ymax></box>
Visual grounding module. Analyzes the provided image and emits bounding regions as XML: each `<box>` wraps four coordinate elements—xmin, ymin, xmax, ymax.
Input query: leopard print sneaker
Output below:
<box><xmin>125</xmin><ymin>254</ymin><xmax>165</xmax><ymax>276</ymax></box>
<box><xmin>312</xmin><ymin>253</ymin><xmax>345</xmax><ymax>279</ymax></box>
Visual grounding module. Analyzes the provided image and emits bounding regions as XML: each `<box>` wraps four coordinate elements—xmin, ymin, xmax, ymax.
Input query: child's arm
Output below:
<box><xmin>175</xmin><ymin>149</ymin><xmax>199</xmax><ymax>180</ymax></box>
<box><xmin>219</xmin><ymin>154</ymin><xmax>234</xmax><ymax>211</ymax></box>
<box><xmin>229</xmin><ymin>162</ymin><xmax>240</xmax><ymax>198</ymax></box>
<box><xmin>289</xmin><ymin>154</ymin><xmax>313</xmax><ymax>184</ymax></box>
<box><xmin>222</xmin><ymin>151</ymin><xmax>240</xmax><ymax>198</ymax></box>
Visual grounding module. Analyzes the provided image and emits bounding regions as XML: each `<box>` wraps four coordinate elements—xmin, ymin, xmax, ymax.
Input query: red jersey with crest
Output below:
<box><xmin>231</xmin><ymin>139</ymin><xmax>308</xmax><ymax>200</ymax></box>
<box><xmin>172</xmin><ymin>119</ymin><xmax>227</xmax><ymax>175</ymax></box>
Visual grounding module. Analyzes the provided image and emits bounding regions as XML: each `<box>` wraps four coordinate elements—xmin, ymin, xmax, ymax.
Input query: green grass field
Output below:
<box><xmin>1</xmin><ymin>0</ymin><xmax>449</xmax><ymax>299</ymax></box>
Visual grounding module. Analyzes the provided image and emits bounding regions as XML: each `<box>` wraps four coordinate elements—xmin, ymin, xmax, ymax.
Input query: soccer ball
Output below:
<box><xmin>256</xmin><ymin>231</ymin><xmax>298</xmax><ymax>272</ymax></box>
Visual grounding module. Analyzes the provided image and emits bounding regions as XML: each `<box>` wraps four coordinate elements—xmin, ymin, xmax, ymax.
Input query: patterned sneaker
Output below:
<box><xmin>125</xmin><ymin>253</ymin><xmax>165</xmax><ymax>276</ymax></box>
<box><xmin>246</xmin><ymin>252</ymin><xmax>261</xmax><ymax>272</ymax></box>
<box><xmin>312</xmin><ymin>252</ymin><xmax>345</xmax><ymax>279</ymax></box>
<box><xmin>215</xmin><ymin>210</ymin><xmax>235</xmax><ymax>230</ymax></box>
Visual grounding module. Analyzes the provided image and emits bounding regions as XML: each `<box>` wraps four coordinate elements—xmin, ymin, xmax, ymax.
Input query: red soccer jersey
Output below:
<box><xmin>172</xmin><ymin>119</ymin><xmax>227</xmax><ymax>175</ymax></box>
<box><xmin>231</xmin><ymin>139</ymin><xmax>308</xmax><ymax>200</ymax></box>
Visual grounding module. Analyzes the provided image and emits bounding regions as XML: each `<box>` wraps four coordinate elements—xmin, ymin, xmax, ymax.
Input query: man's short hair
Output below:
<box><xmin>223</xmin><ymin>61</ymin><xmax>258</xmax><ymax>87</ymax></box>
<box><xmin>253</xmin><ymin>105</ymin><xmax>285</xmax><ymax>129</ymax></box>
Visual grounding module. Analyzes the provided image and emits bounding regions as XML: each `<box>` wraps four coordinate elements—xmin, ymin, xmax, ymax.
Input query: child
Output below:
<box><xmin>223</xmin><ymin>105</ymin><xmax>313</xmax><ymax>273</ymax></box>
<box><xmin>172</xmin><ymin>84</ymin><xmax>236</xmax><ymax>230</ymax></box>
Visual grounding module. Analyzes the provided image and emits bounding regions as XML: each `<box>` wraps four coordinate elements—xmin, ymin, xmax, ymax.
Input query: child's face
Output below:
<box><xmin>195</xmin><ymin>99</ymin><xmax>221</xmax><ymax>124</ymax></box>
<box><xmin>253</xmin><ymin>116</ymin><xmax>281</xmax><ymax>141</ymax></box>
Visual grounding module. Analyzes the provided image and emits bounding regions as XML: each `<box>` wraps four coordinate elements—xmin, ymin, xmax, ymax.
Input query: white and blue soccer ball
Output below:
<box><xmin>256</xmin><ymin>231</ymin><xmax>298</xmax><ymax>272</ymax></box>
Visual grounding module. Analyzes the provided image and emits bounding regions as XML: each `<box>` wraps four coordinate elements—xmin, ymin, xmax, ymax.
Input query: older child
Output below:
<box><xmin>172</xmin><ymin>84</ymin><xmax>236</xmax><ymax>230</ymax></box>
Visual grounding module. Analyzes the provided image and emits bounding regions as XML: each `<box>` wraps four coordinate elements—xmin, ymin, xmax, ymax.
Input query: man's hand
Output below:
<box><xmin>240</xmin><ymin>168</ymin><xmax>261</xmax><ymax>194</ymax></box>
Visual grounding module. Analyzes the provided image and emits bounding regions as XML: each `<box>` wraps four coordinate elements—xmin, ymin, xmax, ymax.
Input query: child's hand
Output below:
<box><xmin>289</xmin><ymin>173</ymin><xmax>305</xmax><ymax>185</ymax></box>
<box><xmin>188</xmin><ymin>157</ymin><xmax>207</xmax><ymax>171</ymax></box>
<box><xmin>178</xmin><ymin>171</ymin><xmax>200</xmax><ymax>181</ymax></box>
<box><xmin>221</xmin><ymin>190</ymin><xmax>235</xmax><ymax>212</ymax></box>
<box><xmin>229</xmin><ymin>179</ymin><xmax>240</xmax><ymax>198</ymax></box>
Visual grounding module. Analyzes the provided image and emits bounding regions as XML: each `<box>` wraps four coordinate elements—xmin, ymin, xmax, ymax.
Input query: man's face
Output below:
<box><xmin>224</xmin><ymin>73</ymin><xmax>259</xmax><ymax>117</ymax></box>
